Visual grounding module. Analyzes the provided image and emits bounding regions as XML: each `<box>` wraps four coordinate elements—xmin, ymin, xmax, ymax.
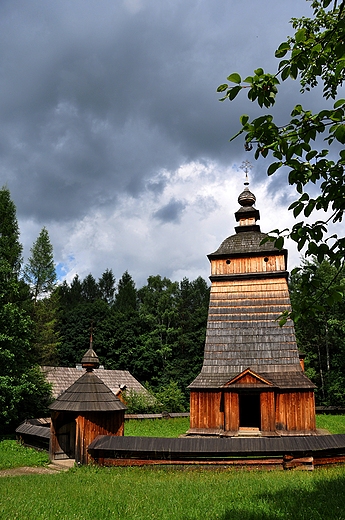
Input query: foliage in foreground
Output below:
<box><xmin>1</xmin><ymin>464</ymin><xmax>345</xmax><ymax>519</ymax></box>
<box><xmin>219</xmin><ymin>0</ymin><xmax>345</xmax><ymax>319</ymax></box>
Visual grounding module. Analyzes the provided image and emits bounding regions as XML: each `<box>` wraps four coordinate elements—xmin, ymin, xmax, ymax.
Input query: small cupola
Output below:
<box><xmin>81</xmin><ymin>335</ymin><xmax>100</xmax><ymax>371</ymax></box>
<box><xmin>234</xmin><ymin>178</ymin><xmax>260</xmax><ymax>233</ymax></box>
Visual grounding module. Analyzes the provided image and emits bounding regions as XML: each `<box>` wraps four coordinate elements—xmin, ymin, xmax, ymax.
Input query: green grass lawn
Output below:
<box><xmin>0</xmin><ymin>415</ymin><xmax>345</xmax><ymax>519</ymax></box>
<box><xmin>124</xmin><ymin>414</ymin><xmax>345</xmax><ymax>437</ymax></box>
<box><xmin>1</xmin><ymin>464</ymin><xmax>345</xmax><ymax>519</ymax></box>
<box><xmin>316</xmin><ymin>414</ymin><xmax>345</xmax><ymax>434</ymax></box>
<box><xmin>124</xmin><ymin>416</ymin><xmax>189</xmax><ymax>437</ymax></box>
<box><xmin>0</xmin><ymin>439</ymin><xmax>49</xmax><ymax>470</ymax></box>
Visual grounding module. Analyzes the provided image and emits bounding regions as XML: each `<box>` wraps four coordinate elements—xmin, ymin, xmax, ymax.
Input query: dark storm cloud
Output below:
<box><xmin>153</xmin><ymin>198</ymin><xmax>186</xmax><ymax>224</ymax></box>
<box><xmin>0</xmin><ymin>0</ymin><xmax>322</xmax><ymax>284</ymax></box>
<box><xmin>0</xmin><ymin>0</ymin><xmax>312</xmax><ymax>225</ymax></box>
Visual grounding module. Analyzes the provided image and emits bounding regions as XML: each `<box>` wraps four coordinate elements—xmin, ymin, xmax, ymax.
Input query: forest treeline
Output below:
<box><xmin>2</xmin><ymin>185</ymin><xmax>345</xmax><ymax>433</ymax></box>
<box><xmin>54</xmin><ymin>270</ymin><xmax>210</xmax><ymax>404</ymax></box>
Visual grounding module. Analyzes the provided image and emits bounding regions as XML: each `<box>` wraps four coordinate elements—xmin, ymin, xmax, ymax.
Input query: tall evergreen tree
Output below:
<box><xmin>290</xmin><ymin>260</ymin><xmax>345</xmax><ymax>405</ymax></box>
<box><xmin>114</xmin><ymin>270</ymin><xmax>137</xmax><ymax>312</ymax></box>
<box><xmin>99</xmin><ymin>269</ymin><xmax>116</xmax><ymax>305</ymax></box>
<box><xmin>0</xmin><ymin>188</ymin><xmax>51</xmax><ymax>432</ymax></box>
<box><xmin>23</xmin><ymin>227</ymin><xmax>57</xmax><ymax>302</ymax></box>
<box><xmin>0</xmin><ymin>186</ymin><xmax>22</xmax><ymax>277</ymax></box>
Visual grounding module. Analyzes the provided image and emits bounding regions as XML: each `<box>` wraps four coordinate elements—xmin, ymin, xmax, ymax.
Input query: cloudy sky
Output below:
<box><xmin>0</xmin><ymin>0</ymin><xmax>335</xmax><ymax>288</ymax></box>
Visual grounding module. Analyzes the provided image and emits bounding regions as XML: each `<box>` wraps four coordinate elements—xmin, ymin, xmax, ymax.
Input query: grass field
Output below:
<box><xmin>124</xmin><ymin>416</ymin><xmax>189</xmax><ymax>437</ymax></box>
<box><xmin>124</xmin><ymin>414</ymin><xmax>345</xmax><ymax>437</ymax></box>
<box><xmin>0</xmin><ymin>415</ymin><xmax>345</xmax><ymax>519</ymax></box>
<box><xmin>1</xmin><ymin>463</ymin><xmax>345</xmax><ymax>519</ymax></box>
<box><xmin>0</xmin><ymin>439</ymin><xmax>49</xmax><ymax>470</ymax></box>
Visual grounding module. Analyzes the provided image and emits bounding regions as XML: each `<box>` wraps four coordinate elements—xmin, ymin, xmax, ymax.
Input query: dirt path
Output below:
<box><xmin>0</xmin><ymin>459</ymin><xmax>75</xmax><ymax>477</ymax></box>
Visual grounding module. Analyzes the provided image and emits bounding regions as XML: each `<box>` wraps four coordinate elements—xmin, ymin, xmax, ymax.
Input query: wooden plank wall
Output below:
<box><xmin>190</xmin><ymin>391</ymin><xmax>223</xmax><ymax>430</ymax></box>
<box><xmin>190</xmin><ymin>389</ymin><xmax>316</xmax><ymax>434</ymax></box>
<box><xmin>260</xmin><ymin>391</ymin><xmax>275</xmax><ymax>432</ymax></box>
<box><xmin>76</xmin><ymin>411</ymin><xmax>125</xmax><ymax>465</ymax></box>
<box><xmin>275</xmin><ymin>391</ymin><xmax>316</xmax><ymax>432</ymax></box>
<box><xmin>210</xmin><ymin>254</ymin><xmax>286</xmax><ymax>276</ymax></box>
<box><xmin>224</xmin><ymin>392</ymin><xmax>239</xmax><ymax>432</ymax></box>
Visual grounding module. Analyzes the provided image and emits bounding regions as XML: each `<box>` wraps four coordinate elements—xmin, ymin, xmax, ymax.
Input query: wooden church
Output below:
<box><xmin>188</xmin><ymin>180</ymin><xmax>316</xmax><ymax>436</ymax></box>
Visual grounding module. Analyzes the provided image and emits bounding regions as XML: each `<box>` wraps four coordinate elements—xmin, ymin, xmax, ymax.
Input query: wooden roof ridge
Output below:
<box><xmin>189</xmin><ymin>365</ymin><xmax>316</xmax><ymax>390</ymax></box>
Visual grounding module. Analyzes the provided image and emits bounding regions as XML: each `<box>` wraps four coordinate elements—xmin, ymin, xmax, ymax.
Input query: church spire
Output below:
<box><xmin>235</xmin><ymin>161</ymin><xmax>260</xmax><ymax>233</ymax></box>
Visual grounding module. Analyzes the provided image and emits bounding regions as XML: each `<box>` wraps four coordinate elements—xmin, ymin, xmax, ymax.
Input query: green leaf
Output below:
<box><xmin>275</xmin><ymin>237</ymin><xmax>284</xmax><ymax>250</ymax></box>
<box><xmin>281</xmin><ymin>65</ymin><xmax>291</xmax><ymax>81</ymax></box>
<box><xmin>254</xmin><ymin>68</ymin><xmax>264</xmax><ymax>76</ymax></box>
<box><xmin>334</xmin><ymin>124</ymin><xmax>345</xmax><ymax>144</ymax></box>
<box><xmin>267</xmin><ymin>162</ymin><xmax>282</xmax><ymax>176</ymax></box>
<box><xmin>290</xmin><ymin>64</ymin><xmax>298</xmax><ymax>80</ymax></box>
<box><xmin>217</xmin><ymin>84</ymin><xmax>228</xmax><ymax>92</ymax></box>
<box><xmin>295</xmin><ymin>28</ymin><xmax>306</xmax><ymax>43</ymax></box>
<box><xmin>300</xmin><ymin>193</ymin><xmax>310</xmax><ymax>202</ymax></box>
<box><xmin>275</xmin><ymin>42</ymin><xmax>290</xmax><ymax>58</ymax></box>
<box><xmin>334</xmin><ymin>99</ymin><xmax>345</xmax><ymax>109</ymax></box>
<box><xmin>239</xmin><ymin>114</ymin><xmax>249</xmax><ymax>125</ymax></box>
<box><xmin>293</xmin><ymin>203</ymin><xmax>304</xmax><ymax>218</ymax></box>
<box><xmin>291</xmin><ymin>104</ymin><xmax>303</xmax><ymax>116</ymax></box>
<box><xmin>304</xmin><ymin>200</ymin><xmax>316</xmax><ymax>218</ymax></box>
<box><xmin>229</xmin><ymin>85</ymin><xmax>242</xmax><ymax>101</ymax></box>
<box><xmin>227</xmin><ymin>73</ymin><xmax>241</xmax><ymax>84</ymax></box>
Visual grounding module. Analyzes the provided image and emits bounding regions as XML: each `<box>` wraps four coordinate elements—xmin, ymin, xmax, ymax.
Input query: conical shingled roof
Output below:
<box><xmin>49</xmin><ymin>370</ymin><xmax>127</xmax><ymax>412</ymax></box>
<box><xmin>49</xmin><ymin>343</ymin><xmax>126</xmax><ymax>412</ymax></box>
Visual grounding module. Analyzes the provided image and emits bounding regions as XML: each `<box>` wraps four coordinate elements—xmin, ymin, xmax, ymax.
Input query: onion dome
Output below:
<box><xmin>238</xmin><ymin>185</ymin><xmax>256</xmax><ymax>207</ymax></box>
<box><xmin>234</xmin><ymin>179</ymin><xmax>260</xmax><ymax>233</ymax></box>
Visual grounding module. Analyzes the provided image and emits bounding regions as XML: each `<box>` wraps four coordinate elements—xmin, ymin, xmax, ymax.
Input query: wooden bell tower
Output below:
<box><xmin>188</xmin><ymin>178</ymin><xmax>316</xmax><ymax>436</ymax></box>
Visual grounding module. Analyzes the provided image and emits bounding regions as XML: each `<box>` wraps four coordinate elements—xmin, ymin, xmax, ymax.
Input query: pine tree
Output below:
<box><xmin>114</xmin><ymin>271</ymin><xmax>137</xmax><ymax>312</ymax></box>
<box><xmin>99</xmin><ymin>268</ymin><xmax>116</xmax><ymax>304</ymax></box>
<box><xmin>23</xmin><ymin>227</ymin><xmax>57</xmax><ymax>302</ymax></box>
<box><xmin>0</xmin><ymin>188</ymin><xmax>51</xmax><ymax>432</ymax></box>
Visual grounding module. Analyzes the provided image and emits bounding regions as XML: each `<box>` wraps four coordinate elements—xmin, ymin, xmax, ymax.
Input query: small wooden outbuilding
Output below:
<box><xmin>49</xmin><ymin>344</ymin><xmax>126</xmax><ymax>464</ymax></box>
<box><xmin>188</xmin><ymin>181</ymin><xmax>316</xmax><ymax>436</ymax></box>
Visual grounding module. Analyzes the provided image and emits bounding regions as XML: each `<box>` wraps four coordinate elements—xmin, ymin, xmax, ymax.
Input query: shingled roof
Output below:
<box><xmin>42</xmin><ymin>366</ymin><xmax>148</xmax><ymax>399</ymax></box>
<box><xmin>49</xmin><ymin>370</ymin><xmax>126</xmax><ymax>412</ymax></box>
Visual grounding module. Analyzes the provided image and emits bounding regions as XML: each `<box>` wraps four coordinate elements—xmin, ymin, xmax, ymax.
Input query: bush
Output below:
<box><xmin>123</xmin><ymin>381</ymin><xmax>187</xmax><ymax>414</ymax></box>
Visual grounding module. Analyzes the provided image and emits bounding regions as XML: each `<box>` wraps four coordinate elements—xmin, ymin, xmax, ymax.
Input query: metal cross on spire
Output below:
<box><xmin>240</xmin><ymin>160</ymin><xmax>252</xmax><ymax>186</ymax></box>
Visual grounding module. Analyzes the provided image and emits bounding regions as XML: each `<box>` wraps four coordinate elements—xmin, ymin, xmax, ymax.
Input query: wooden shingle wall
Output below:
<box><xmin>203</xmin><ymin>277</ymin><xmax>299</xmax><ymax>371</ymax></box>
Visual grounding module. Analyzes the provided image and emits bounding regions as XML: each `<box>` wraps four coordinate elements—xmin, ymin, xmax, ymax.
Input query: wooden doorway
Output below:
<box><xmin>239</xmin><ymin>394</ymin><xmax>261</xmax><ymax>429</ymax></box>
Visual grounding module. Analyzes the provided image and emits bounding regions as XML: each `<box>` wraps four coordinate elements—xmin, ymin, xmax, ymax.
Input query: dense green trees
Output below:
<box><xmin>0</xmin><ymin>187</ymin><xmax>51</xmax><ymax>433</ymax></box>
<box><xmin>290</xmin><ymin>260</ymin><xmax>345</xmax><ymax>405</ymax></box>
<box><xmin>54</xmin><ymin>271</ymin><xmax>209</xmax><ymax>408</ymax></box>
